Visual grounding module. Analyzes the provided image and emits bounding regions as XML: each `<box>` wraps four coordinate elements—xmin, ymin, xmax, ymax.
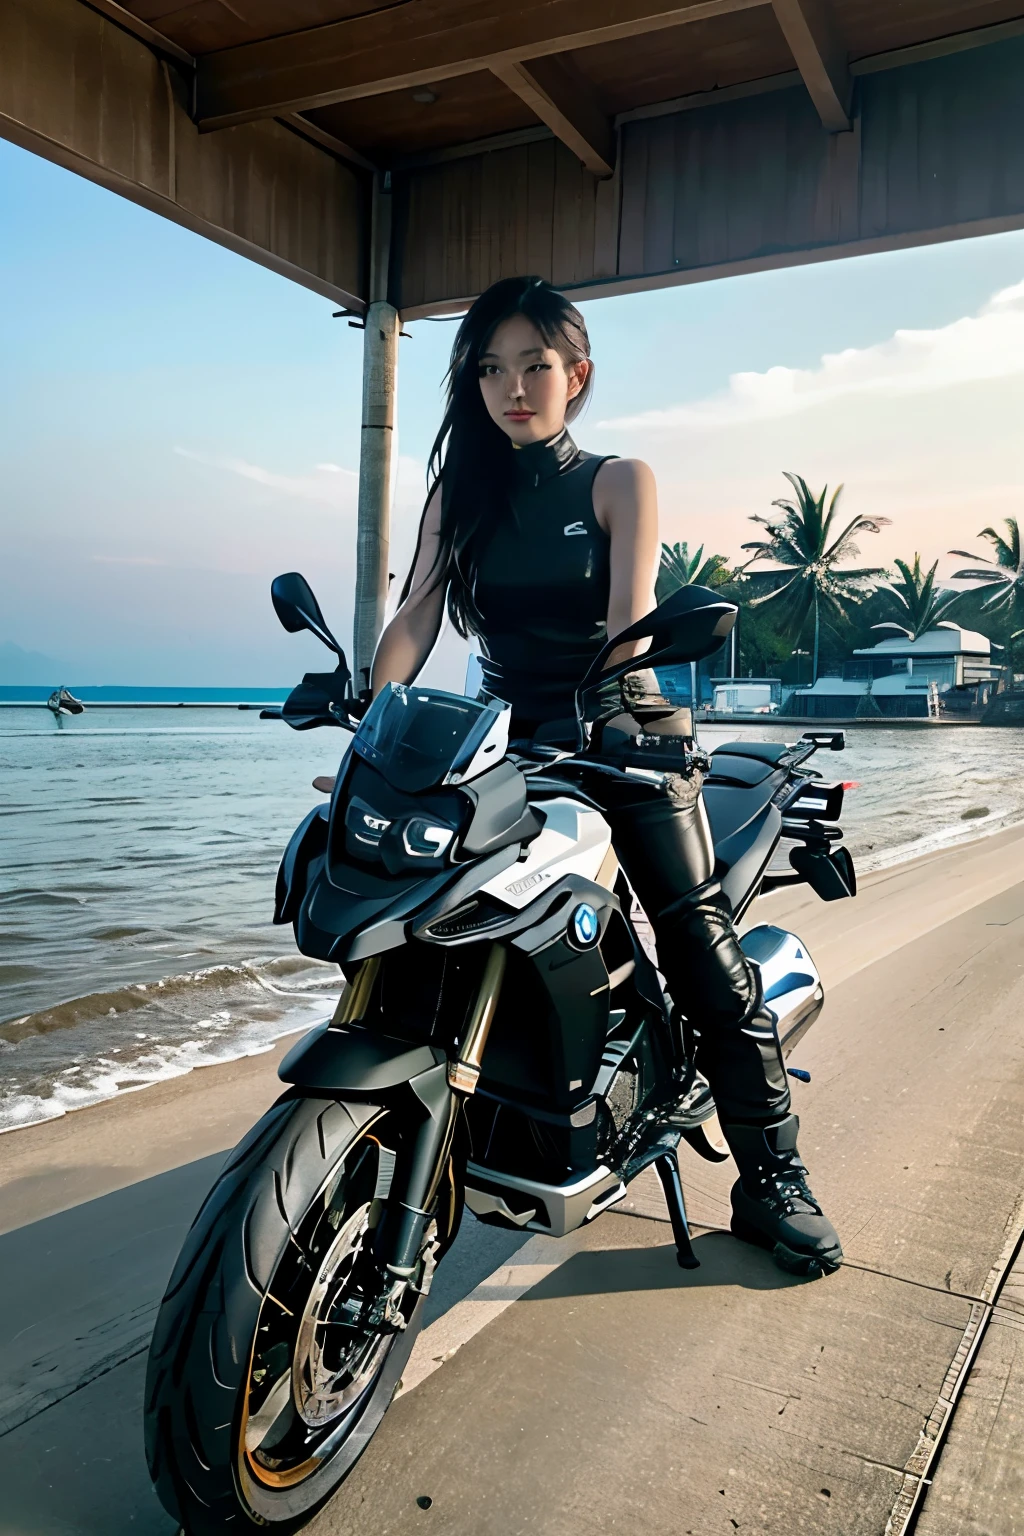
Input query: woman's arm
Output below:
<box><xmin>593</xmin><ymin>458</ymin><xmax>660</xmax><ymax>667</ymax></box>
<box><xmin>370</xmin><ymin>486</ymin><xmax>448</xmax><ymax>694</ymax></box>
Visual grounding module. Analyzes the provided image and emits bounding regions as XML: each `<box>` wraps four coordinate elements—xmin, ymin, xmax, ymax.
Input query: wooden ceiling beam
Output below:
<box><xmin>770</xmin><ymin>0</ymin><xmax>850</xmax><ymax>131</ymax></box>
<box><xmin>79</xmin><ymin>0</ymin><xmax>194</xmax><ymax>68</ymax></box>
<box><xmin>194</xmin><ymin>0</ymin><xmax>768</xmax><ymax>131</ymax></box>
<box><xmin>280</xmin><ymin>114</ymin><xmax>377</xmax><ymax>174</ymax></box>
<box><xmin>491</xmin><ymin>55</ymin><xmax>614</xmax><ymax>176</ymax></box>
<box><xmin>75</xmin><ymin>2</ymin><xmax>377</xmax><ymax>169</ymax></box>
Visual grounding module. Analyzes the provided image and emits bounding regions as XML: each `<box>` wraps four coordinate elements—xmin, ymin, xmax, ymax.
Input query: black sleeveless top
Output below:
<box><xmin>471</xmin><ymin>430</ymin><xmax>614</xmax><ymax>728</ymax></box>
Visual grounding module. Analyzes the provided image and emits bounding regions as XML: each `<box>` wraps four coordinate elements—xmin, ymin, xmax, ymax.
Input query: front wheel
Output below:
<box><xmin>144</xmin><ymin>1094</ymin><xmax>459</xmax><ymax>1534</ymax></box>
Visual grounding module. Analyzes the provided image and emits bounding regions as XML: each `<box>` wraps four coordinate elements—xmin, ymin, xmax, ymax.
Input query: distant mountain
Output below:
<box><xmin>0</xmin><ymin>642</ymin><xmax>68</xmax><ymax>684</ymax></box>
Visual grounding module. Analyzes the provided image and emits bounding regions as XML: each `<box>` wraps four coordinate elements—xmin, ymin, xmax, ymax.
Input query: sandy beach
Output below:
<box><xmin>3</xmin><ymin>820</ymin><xmax>1024</xmax><ymax>1533</ymax></box>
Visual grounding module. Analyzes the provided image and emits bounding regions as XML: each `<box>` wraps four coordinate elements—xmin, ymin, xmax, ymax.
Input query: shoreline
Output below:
<box><xmin>0</xmin><ymin>968</ymin><xmax>340</xmax><ymax>1139</ymax></box>
<box><xmin>3</xmin><ymin>812</ymin><xmax>1024</xmax><ymax>1148</ymax></box>
<box><xmin>3</xmin><ymin>819</ymin><xmax>1024</xmax><ymax>1240</ymax></box>
<box><xmin>852</xmin><ymin>801</ymin><xmax>1024</xmax><ymax>874</ymax></box>
<box><xmin>699</xmin><ymin>714</ymin><xmax>1024</xmax><ymax>728</ymax></box>
<box><xmin>0</xmin><ymin>1032</ymin><xmax>301</xmax><ymax>1236</ymax></box>
<box><xmin>0</xmin><ymin>1012</ymin><xmax>321</xmax><ymax>1142</ymax></box>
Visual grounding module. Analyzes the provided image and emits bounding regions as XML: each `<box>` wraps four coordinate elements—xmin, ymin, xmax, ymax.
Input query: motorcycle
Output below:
<box><xmin>144</xmin><ymin>574</ymin><xmax>856</xmax><ymax>1535</ymax></box>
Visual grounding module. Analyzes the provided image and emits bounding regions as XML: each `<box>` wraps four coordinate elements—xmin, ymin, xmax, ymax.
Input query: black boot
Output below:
<box><xmin>664</xmin><ymin>1060</ymin><xmax>716</xmax><ymax>1129</ymax></box>
<box><xmin>723</xmin><ymin>1115</ymin><xmax>843</xmax><ymax>1277</ymax></box>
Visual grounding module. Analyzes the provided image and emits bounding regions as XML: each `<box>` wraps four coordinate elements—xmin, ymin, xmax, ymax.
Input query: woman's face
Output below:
<box><xmin>477</xmin><ymin>314</ymin><xmax>589</xmax><ymax>445</ymax></box>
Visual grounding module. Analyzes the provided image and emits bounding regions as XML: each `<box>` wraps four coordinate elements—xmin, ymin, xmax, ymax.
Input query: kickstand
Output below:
<box><xmin>655</xmin><ymin>1152</ymin><xmax>700</xmax><ymax>1269</ymax></box>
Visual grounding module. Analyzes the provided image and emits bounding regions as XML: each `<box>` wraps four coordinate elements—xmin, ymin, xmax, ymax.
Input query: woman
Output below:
<box><xmin>371</xmin><ymin>276</ymin><xmax>841</xmax><ymax>1273</ymax></box>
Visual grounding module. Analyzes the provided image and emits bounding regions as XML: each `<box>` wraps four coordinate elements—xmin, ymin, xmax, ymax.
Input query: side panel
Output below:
<box><xmin>476</xmin><ymin>880</ymin><xmax>621</xmax><ymax>1113</ymax></box>
<box><xmin>479</xmin><ymin>799</ymin><xmax>611</xmax><ymax>910</ymax></box>
<box><xmin>718</xmin><ymin>803</ymin><xmax>782</xmax><ymax>916</ymax></box>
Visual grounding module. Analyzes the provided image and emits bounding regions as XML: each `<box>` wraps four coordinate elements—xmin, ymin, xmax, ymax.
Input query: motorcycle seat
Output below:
<box><xmin>712</xmin><ymin>741</ymin><xmax>793</xmax><ymax>767</ymax></box>
<box><xmin>706</xmin><ymin>750</ymin><xmax>777</xmax><ymax>786</ymax></box>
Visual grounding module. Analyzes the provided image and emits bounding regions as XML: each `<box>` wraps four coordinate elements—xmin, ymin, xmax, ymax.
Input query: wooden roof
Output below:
<box><xmin>16</xmin><ymin>0</ymin><xmax>1014</xmax><ymax>318</ymax></box>
<box><xmin>99</xmin><ymin>0</ymin><xmax>1024</xmax><ymax>170</ymax></box>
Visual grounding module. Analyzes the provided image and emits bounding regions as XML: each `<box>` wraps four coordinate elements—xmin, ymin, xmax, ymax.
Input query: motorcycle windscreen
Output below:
<box><xmin>352</xmin><ymin>684</ymin><xmax>497</xmax><ymax>793</ymax></box>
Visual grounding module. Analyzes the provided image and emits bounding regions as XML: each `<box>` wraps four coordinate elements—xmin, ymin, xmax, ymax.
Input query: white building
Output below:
<box><xmin>787</xmin><ymin>626</ymin><xmax>1001</xmax><ymax>719</ymax></box>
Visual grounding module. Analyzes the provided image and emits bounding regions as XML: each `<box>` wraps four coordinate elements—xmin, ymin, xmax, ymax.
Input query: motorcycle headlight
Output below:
<box><xmin>402</xmin><ymin>819</ymin><xmax>455</xmax><ymax>858</ymax></box>
<box><xmin>376</xmin><ymin>814</ymin><xmax>458</xmax><ymax>875</ymax></box>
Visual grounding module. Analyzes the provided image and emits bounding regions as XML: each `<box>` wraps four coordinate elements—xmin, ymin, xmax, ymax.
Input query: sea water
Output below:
<box><xmin>2</xmin><ymin>707</ymin><xmax>1024</xmax><ymax>1133</ymax></box>
<box><xmin>0</xmin><ymin>708</ymin><xmax>342</xmax><ymax>1132</ymax></box>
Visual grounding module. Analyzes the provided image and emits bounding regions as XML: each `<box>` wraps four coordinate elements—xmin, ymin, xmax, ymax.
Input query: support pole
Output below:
<box><xmin>353</xmin><ymin>175</ymin><xmax>398</xmax><ymax>688</ymax></box>
<box><xmin>353</xmin><ymin>301</ymin><xmax>398</xmax><ymax>685</ymax></box>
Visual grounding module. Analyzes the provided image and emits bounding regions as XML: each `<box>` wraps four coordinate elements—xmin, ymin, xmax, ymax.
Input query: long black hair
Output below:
<box><xmin>401</xmin><ymin>276</ymin><xmax>594</xmax><ymax>637</ymax></box>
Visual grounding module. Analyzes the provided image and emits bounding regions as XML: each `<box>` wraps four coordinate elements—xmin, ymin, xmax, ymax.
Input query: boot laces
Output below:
<box><xmin>756</xmin><ymin>1170</ymin><xmax>822</xmax><ymax>1218</ymax></box>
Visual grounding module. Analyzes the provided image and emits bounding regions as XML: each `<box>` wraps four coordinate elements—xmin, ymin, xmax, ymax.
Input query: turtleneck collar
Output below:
<box><xmin>511</xmin><ymin>428</ymin><xmax>580</xmax><ymax>490</ymax></box>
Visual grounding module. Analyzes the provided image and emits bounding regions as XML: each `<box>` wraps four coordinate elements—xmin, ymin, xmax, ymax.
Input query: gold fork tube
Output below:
<box><xmin>331</xmin><ymin>955</ymin><xmax>381</xmax><ymax>1026</ymax></box>
<box><xmin>448</xmin><ymin>943</ymin><xmax>507</xmax><ymax>1094</ymax></box>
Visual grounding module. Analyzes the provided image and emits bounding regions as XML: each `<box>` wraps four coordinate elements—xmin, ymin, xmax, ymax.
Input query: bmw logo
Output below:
<box><xmin>571</xmin><ymin>903</ymin><xmax>600</xmax><ymax>948</ymax></box>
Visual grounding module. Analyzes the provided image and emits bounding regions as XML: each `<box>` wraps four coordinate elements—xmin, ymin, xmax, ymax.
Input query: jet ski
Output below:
<box><xmin>46</xmin><ymin>687</ymin><xmax>85</xmax><ymax>717</ymax></box>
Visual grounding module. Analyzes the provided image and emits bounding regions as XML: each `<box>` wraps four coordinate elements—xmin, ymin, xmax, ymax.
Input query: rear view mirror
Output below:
<box><xmin>580</xmin><ymin>586</ymin><xmax>738</xmax><ymax>693</ymax></box>
<box><xmin>271</xmin><ymin>572</ymin><xmax>347</xmax><ymax>662</ymax></box>
<box><xmin>575</xmin><ymin>585</ymin><xmax>737</xmax><ymax>742</ymax></box>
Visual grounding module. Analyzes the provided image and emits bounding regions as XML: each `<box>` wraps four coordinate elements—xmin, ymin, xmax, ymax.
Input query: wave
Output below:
<box><xmin>0</xmin><ymin>953</ymin><xmax>342</xmax><ymax>1135</ymax></box>
<box><xmin>0</xmin><ymin>1002</ymin><xmax>333</xmax><ymax>1135</ymax></box>
<box><xmin>0</xmin><ymin>956</ymin><xmax>339</xmax><ymax>1043</ymax></box>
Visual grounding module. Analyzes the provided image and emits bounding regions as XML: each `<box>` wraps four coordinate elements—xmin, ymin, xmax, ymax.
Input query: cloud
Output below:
<box><xmin>173</xmin><ymin>448</ymin><xmax>428</xmax><ymax>516</ymax></box>
<box><xmin>174</xmin><ymin>447</ymin><xmax>358</xmax><ymax>505</ymax></box>
<box><xmin>598</xmin><ymin>279</ymin><xmax>1024</xmax><ymax>432</ymax></box>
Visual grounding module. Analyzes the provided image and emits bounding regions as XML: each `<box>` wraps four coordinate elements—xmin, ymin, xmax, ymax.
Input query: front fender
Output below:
<box><xmin>278</xmin><ymin>1020</ymin><xmax>444</xmax><ymax>1093</ymax></box>
<box><xmin>274</xmin><ymin>805</ymin><xmax>328</xmax><ymax>925</ymax></box>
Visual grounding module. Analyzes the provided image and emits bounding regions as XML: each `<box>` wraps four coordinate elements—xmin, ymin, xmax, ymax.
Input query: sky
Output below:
<box><xmin>2</xmin><ymin>136</ymin><xmax>1023</xmax><ymax>685</ymax></box>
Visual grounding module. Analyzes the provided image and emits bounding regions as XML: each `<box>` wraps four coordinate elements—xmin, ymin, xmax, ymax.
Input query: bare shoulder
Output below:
<box><xmin>594</xmin><ymin>456</ymin><xmax>656</xmax><ymax>496</ymax></box>
<box><xmin>593</xmin><ymin>456</ymin><xmax>657</xmax><ymax>534</ymax></box>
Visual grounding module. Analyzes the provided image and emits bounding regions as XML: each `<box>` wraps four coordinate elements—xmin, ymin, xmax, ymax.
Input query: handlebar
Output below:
<box><xmin>512</xmin><ymin>727</ymin><xmax>839</xmax><ymax>792</ymax></box>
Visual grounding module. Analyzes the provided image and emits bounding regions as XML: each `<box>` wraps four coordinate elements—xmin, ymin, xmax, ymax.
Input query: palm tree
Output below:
<box><xmin>950</xmin><ymin>518</ymin><xmax>1024</xmax><ymax>677</ymax></box>
<box><xmin>741</xmin><ymin>473</ymin><xmax>890</xmax><ymax>683</ymax></box>
<box><xmin>873</xmin><ymin>553</ymin><xmax>962</xmax><ymax>641</ymax></box>
<box><xmin>656</xmin><ymin>541</ymin><xmax>731</xmax><ymax>602</ymax></box>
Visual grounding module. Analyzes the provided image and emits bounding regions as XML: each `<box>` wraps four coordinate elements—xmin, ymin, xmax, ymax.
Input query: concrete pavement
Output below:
<box><xmin>2</xmin><ymin>824</ymin><xmax>1024</xmax><ymax>1534</ymax></box>
<box><xmin>300</xmin><ymin>858</ymin><xmax>1024</xmax><ymax>1536</ymax></box>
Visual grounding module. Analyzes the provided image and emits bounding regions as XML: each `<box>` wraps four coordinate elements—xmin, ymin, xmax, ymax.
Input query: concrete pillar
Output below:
<box><xmin>353</xmin><ymin>298</ymin><xmax>399</xmax><ymax>686</ymax></box>
<box><xmin>352</xmin><ymin>173</ymin><xmax>398</xmax><ymax>688</ymax></box>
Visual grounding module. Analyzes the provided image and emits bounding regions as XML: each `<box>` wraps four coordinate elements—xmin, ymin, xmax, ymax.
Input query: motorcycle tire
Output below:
<box><xmin>144</xmin><ymin>1091</ymin><xmax>459</xmax><ymax>1535</ymax></box>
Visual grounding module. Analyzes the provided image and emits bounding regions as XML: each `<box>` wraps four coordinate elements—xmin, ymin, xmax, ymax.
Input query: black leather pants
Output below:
<box><xmin>593</xmin><ymin>770</ymin><xmax>791</xmax><ymax>1127</ymax></box>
